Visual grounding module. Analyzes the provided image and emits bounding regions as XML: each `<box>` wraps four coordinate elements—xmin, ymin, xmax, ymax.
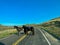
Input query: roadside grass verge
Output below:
<box><xmin>0</xmin><ymin>29</ymin><xmax>17</xmax><ymax>39</ymax></box>
<box><xmin>40</xmin><ymin>26</ymin><xmax>60</xmax><ymax>40</ymax></box>
<box><xmin>37</xmin><ymin>17</ymin><xmax>60</xmax><ymax>40</ymax></box>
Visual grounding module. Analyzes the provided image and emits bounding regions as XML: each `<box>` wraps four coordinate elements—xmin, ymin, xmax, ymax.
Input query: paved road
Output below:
<box><xmin>0</xmin><ymin>31</ymin><xmax>24</xmax><ymax>45</ymax></box>
<box><xmin>18</xmin><ymin>28</ymin><xmax>49</xmax><ymax>45</ymax></box>
<box><xmin>0</xmin><ymin>28</ymin><xmax>51</xmax><ymax>45</ymax></box>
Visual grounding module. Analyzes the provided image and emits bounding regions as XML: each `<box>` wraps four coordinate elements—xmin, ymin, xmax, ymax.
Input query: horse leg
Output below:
<box><xmin>18</xmin><ymin>31</ymin><xmax>19</xmax><ymax>36</ymax></box>
<box><xmin>25</xmin><ymin>30</ymin><xmax>28</xmax><ymax>35</ymax></box>
<box><xmin>26</xmin><ymin>31</ymin><xmax>28</xmax><ymax>35</ymax></box>
<box><xmin>24</xmin><ymin>29</ymin><xmax>26</xmax><ymax>34</ymax></box>
<box><xmin>32</xmin><ymin>29</ymin><xmax>34</xmax><ymax>35</ymax></box>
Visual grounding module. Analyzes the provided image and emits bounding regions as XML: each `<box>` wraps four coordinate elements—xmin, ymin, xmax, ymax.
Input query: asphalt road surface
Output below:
<box><xmin>18</xmin><ymin>28</ymin><xmax>49</xmax><ymax>45</ymax></box>
<box><xmin>0</xmin><ymin>28</ymin><xmax>54</xmax><ymax>45</ymax></box>
<box><xmin>0</xmin><ymin>30</ymin><xmax>24</xmax><ymax>45</ymax></box>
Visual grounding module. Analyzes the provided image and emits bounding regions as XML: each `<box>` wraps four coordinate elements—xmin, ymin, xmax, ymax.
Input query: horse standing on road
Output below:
<box><xmin>14</xmin><ymin>25</ymin><xmax>35</xmax><ymax>35</ymax></box>
<box><xmin>22</xmin><ymin>25</ymin><xmax>35</xmax><ymax>35</ymax></box>
<box><xmin>14</xmin><ymin>26</ymin><xmax>22</xmax><ymax>36</ymax></box>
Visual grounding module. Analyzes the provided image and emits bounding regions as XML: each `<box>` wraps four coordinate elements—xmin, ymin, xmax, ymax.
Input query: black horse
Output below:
<box><xmin>22</xmin><ymin>25</ymin><xmax>35</xmax><ymax>35</ymax></box>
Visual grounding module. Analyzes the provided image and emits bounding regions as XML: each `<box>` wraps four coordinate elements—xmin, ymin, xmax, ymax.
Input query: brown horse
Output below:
<box><xmin>14</xmin><ymin>26</ymin><xmax>22</xmax><ymax>36</ymax></box>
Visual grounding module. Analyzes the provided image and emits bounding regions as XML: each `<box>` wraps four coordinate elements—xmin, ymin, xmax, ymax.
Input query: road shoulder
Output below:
<box><xmin>41</xmin><ymin>29</ymin><xmax>60</xmax><ymax>45</ymax></box>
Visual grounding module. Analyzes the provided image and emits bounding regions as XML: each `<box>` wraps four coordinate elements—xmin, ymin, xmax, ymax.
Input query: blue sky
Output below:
<box><xmin>0</xmin><ymin>0</ymin><xmax>60</xmax><ymax>26</ymax></box>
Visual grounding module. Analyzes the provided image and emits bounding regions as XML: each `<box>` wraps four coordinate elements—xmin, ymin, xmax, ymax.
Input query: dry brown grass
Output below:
<box><xmin>38</xmin><ymin>17</ymin><xmax>60</xmax><ymax>39</ymax></box>
<box><xmin>0</xmin><ymin>29</ymin><xmax>17</xmax><ymax>39</ymax></box>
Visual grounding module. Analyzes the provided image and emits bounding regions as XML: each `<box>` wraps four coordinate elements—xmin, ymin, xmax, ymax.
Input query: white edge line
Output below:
<box><xmin>39</xmin><ymin>29</ymin><xmax>51</xmax><ymax>45</ymax></box>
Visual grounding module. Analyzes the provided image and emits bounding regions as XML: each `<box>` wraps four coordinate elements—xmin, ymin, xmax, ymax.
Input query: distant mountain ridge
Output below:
<box><xmin>0</xmin><ymin>24</ymin><xmax>13</xmax><ymax>31</ymax></box>
<box><xmin>51</xmin><ymin>17</ymin><xmax>60</xmax><ymax>20</ymax></box>
<box><xmin>50</xmin><ymin>17</ymin><xmax>60</xmax><ymax>21</ymax></box>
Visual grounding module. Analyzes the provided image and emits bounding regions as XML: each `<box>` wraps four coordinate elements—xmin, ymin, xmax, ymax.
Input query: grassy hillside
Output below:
<box><xmin>39</xmin><ymin>17</ymin><xmax>60</xmax><ymax>40</ymax></box>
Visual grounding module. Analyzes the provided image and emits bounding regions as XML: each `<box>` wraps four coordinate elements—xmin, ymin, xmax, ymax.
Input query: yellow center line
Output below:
<box><xmin>12</xmin><ymin>31</ymin><xmax>31</xmax><ymax>45</ymax></box>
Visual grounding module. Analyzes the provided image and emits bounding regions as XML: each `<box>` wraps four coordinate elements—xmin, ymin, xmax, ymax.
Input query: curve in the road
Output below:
<box><xmin>39</xmin><ymin>29</ymin><xmax>51</xmax><ymax>45</ymax></box>
<box><xmin>18</xmin><ymin>28</ymin><xmax>50</xmax><ymax>45</ymax></box>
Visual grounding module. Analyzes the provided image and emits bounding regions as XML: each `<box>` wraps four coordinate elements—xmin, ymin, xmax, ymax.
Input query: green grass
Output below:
<box><xmin>40</xmin><ymin>25</ymin><xmax>60</xmax><ymax>40</ymax></box>
<box><xmin>0</xmin><ymin>29</ymin><xmax>17</xmax><ymax>39</ymax></box>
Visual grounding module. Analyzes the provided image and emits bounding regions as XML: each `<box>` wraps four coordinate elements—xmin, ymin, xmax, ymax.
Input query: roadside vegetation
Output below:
<box><xmin>38</xmin><ymin>17</ymin><xmax>60</xmax><ymax>40</ymax></box>
<box><xmin>0</xmin><ymin>29</ymin><xmax>17</xmax><ymax>39</ymax></box>
<box><xmin>0</xmin><ymin>25</ymin><xmax>17</xmax><ymax>39</ymax></box>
